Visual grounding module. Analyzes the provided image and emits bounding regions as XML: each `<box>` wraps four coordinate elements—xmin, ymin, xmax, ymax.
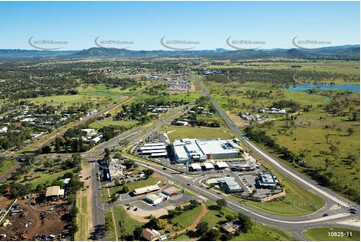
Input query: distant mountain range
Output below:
<box><xmin>0</xmin><ymin>45</ymin><xmax>359</xmax><ymax>60</ymax></box>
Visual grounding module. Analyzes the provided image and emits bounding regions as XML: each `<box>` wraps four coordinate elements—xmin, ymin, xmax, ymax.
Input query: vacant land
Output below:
<box><xmin>203</xmin><ymin>66</ymin><xmax>360</xmax><ymax>201</ymax></box>
<box><xmin>89</xmin><ymin>120</ymin><xmax>138</xmax><ymax>129</ymax></box>
<box><xmin>173</xmin><ymin>205</ymin><xmax>203</xmax><ymax>228</ymax></box>
<box><xmin>175</xmin><ymin>200</ymin><xmax>295</xmax><ymax>241</ymax></box>
<box><xmin>303</xmin><ymin>227</ymin><xmax>360</xmax><ymax>241</ymax></box>
<box><xmin>105</xmin><ymin>206</ymin><xmax>145</xmax><ymax>241</ymax></box>
<box><xmin>163</xmin><ymin>126</ymin><xmax>234</xmax><ymax>141</ymax></box>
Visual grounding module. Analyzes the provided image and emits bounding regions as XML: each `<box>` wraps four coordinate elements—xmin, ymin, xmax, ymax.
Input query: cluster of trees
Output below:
<box><xmin>144</xmin><ymin>84</ymin><xmax>168</xmax><ymax>96</ymax></box>
<box><xmin>244</xmin><ymin>126</ymin><xmax>294</xmax><ymax>161</ymax></box>
<box><xmin>46</xmin><ymin>126</ymin><xmax>119</xmax><ymax>154</ymax></box>
<box><xmin>0</xmin><ymin>127</ymin><xmax>32</xmax><ymax>149</ymax></box>
<box><xmin>307</xmin><ymin>169</ymin><xmax>359</xmax><ymax>203</ymax></box>
<box><xmin>205</xmin><ymin>69</ymin><xmax>297</xmax><ymax>85</ymax></box>
<box><xmin>324</xmin><ymin>92</ymin><xmax>360</xmax><ymax>120</ymax></box>
<box><xmin>189</xmin><ymin>211</ymin><xmax>253</xmax><ymax>241</ymax></box>
<box><xmin>272</xmin><ymin>99</ymin><xmax>300</xmax><ymax>112</ymax></box>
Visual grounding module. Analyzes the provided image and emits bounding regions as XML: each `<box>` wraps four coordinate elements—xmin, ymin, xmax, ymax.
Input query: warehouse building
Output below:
<box><xmin>257</xmin><ymin>172</ymin><xmax>279</xmax><ymax>189</ymax></box>
<box><xmin>144</xmin><ymin>194</ymin><xmax>164</xmax><ymax>205</ymax></box>
<box><xmin>190</xmin><ymin>163</ymin><xmax>202</xmax><ymax>171</ymax></box>
<box><xmin>207</xmin><ymin>177</ymin><xmax>243</xmax><ymax>193</ymax></box>
<box><xmin>215</xmin><ymin>161</ymin><xmax>229</xmax><ymax>169</ymax></box>
<box><xmin>133</xmin><ymin>185</ymin><xmax>160</xmax><ymax>196</ymax></box>
<box><xmin>203</xmin><ymin>162</ymin><xmax>215</xmax><ymax>170</ymax></box>
<box><xmin>138</xmin><ymin>142</ymin><xmax>168</xmax><ymax>158</ymax></box>
<box><xmin>45</xmin><ymin>186</ymin><xmax>65</xmax><ymax>199</ymax></box>
<box><xmin>162</xmin><ymin>186</ymin><xmax>181</xmax><ymax>196</ymax></box>
<box><xmin>172</xmin><ymin>138</ymin><xmax>242</xmax><ymax>163</ymax></box>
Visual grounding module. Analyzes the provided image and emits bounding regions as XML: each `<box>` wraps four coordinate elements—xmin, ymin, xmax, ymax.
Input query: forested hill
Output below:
<box><xmin>0</xmin><ymin>45</ymin><xmax>359</xmax><ymax>60</ymax></box>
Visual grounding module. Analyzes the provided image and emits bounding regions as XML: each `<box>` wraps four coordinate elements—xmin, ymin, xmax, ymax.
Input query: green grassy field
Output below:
<box><xmin>205</xmin><ymin>74</ymin><xmax>359</xmax><ymax>201</ymax></box>
<box><xmin>172</xmin><ymin>205</ymin><xmax>203</xmax><ymax>228</ymax></box>
<box><xmin>303</xmin><ymin>227</ymin><xmax>360</xmax><ymax>241</ymax></box>
<box><xmin>163</xmin><ymin>126</ymin><xmax>234</xmax><ymax>141</ymax></box>
<box><xmin>27</xmin><ymin>94</ymin><xmax>116</xmax><ymax>109</ymax></box>
<box><xmin>89</xmin><ymin>120</ymin><xmax>138</xmax><ymax>129</ymax></box>
<box><xmin>75</xmin><ymin>192</ymin><xmax>90</xmax><ymax>241</ymax></box>
<box><xmin>200</xmin><ymin>200</ymin><xmax>295</xmax><ymax>241</ymax></box>
<box><xmin>0</xmin><ymin>159</ymin><xmax>18</xmax><ymax>179</ymax></box>
<box><xmin>109</xmin><ymin>206</ymin><xmax>144</xmax><ymax>240</ymax></box>
<box><xmin>208</xmin><ymin>60</ymin><xmax>360</xmax><ymax>76</ymax></box>
<box><xmin>30</xmin><ymin>168</ymin><xmax>74</xmax><ymax>190</ymax></box>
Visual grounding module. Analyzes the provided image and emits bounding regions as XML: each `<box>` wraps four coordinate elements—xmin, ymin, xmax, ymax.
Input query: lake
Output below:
<box><xmin>287</xmin><ymin>84</ymin><xmax>360</xmax><ymax>93</ymax></box>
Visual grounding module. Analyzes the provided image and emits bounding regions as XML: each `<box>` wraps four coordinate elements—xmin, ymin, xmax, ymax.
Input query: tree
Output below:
<box><xmin>196</xmin><ymin>221</ymin><xmax>209</xmax><ymax>236</ymax></box>
<box><xmin>347</xmin><ymin>127</ymin><xmax>354</xmax><ymax>136</ymax></box>
<box><xmin>42</xmin><ymin>145</ymin><xmax>51</xmax><ymax>154</ymax></box>
<box><xmin>225</xmin><ymin>214</ymin><xmax>237</xmax><ymax>221</ymax></box>
<box><xmin>156</xmin><ymin>219</ymin><xmax>168</xmax><ymax>230</ymax></box>
<box><xmin>345</xmin><ymin>154</ymin><xmax>357</xmax><ymax>166</ymax></box>
<box><xmin>202</xmin><ymin>228</ymin><xmax>220</xmax><ymax>241</ymax></box>
<box><xmin>124</xmin><ymin>160</ymin><xmax>135</xmax><ymax>170</ymax></box>
<box><xmin>122</xmin><ymin>185</ymin><xmax>130</xmax><ymax>193</ymax></box>
<box><xmin>114</xmin><ymin>179</ymin><xmax>120</xmax><ymax>186</ymax></box>
<box><xmin>133</xmin><ymin>226</ymin><xmax>143</xmax><ymax>240</ymax></box>
<box><xmin>142</xmin><ymin>169</ymin><xmax>154</xmax><ymax>177</ymax></box>
<box><xmin>104</xmin><ymin>148</ymin><xmax>111</xmax><ymax>161</ymax></box>
<box><xmin>324</xmin><ymin>158</ymin><xmax>334</xmax><ymax>170</ymax></box>
<box><xmin>146</xmin><ymin>217</ymin><xmax>159</xmax><ymax>229</ymax></box>
<box><xmin>216</xmin><ymin>199</ymin><xmax>227</xmax><ymax>208</ymax></box>
<box><xmin>238</xmin><ymin>213</ymin><xmax>253</xmax><ymax>233</ymax></box>
<box><xmin>111</xmin><ymin>193</ymin><xmax>119</xmax><ymax>202</ymax></box>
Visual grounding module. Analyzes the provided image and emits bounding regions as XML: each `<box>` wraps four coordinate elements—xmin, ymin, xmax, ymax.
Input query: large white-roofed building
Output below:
<box><xmin>190</xmin><ymin>163</ymin><xmax>202</xmax><ymax>171</ymax></box>
<box><xmin>172</xmin><ymin>138</ymin><xmax>242</xmax><ymax>163</ymax></box>
<box><xmin>144</xmin><ymin>194</ymin><xmax>164</xmax><ymax>205</ymax></box>
<box><xmin>138</xmin><ymin>142</ymin><xmax>168</xmax><ymax>158</ymax></box>
<box><xmin>133</xmin><ymin>185</ymin><xmax>160</xmax><ymax>196</ymax></box>
<box><xmin>215</xmin><ymin>161</ymin><xmax>229</xmax><ymax>169</ymax></box>
<box><xmin>203</xmin><ymin>162</ymin><xmax>215</xmax><ymax>170</ymax></box>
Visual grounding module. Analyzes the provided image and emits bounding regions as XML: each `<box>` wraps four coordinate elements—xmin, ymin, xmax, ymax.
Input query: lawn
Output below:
<box><xmin>89</xmin><ymin>120</ymin><xmax>138</xmax><ymax>129</ymax></box>
<box><xmin>303</xmin><ymin>227</ymin><xmax>360</xmax><ymax>241</ymax></box>
<box><xmin>111</xmin><ymin>206</ymin><xmax>144</xmax><ymax>239</ymax></box>
<box><xmin>104</xmin><ymin>211</ymin><xmax>116</xmax><ymax>241</ymax></box>
<box><xmin>163</xmin><ymin>126</ymin><xmax>234</xmax><ymax>141</ymax></box>
<box><xmin>172</xmin><ymin>205</ymin><xmax>203</xmax><ymax>228</ymax></box>
<box><xmin>0</xmin><ymin>159</ymin><xmax>18</xmax><ymax>179</ymax></box>
<box><xmin>253</xmin><ymin>117</ymin><xmax>360</xmax><ymax>196</ymax></box>
<box><xmin>200</xmin><ymin>200</ymin><xmax>295</xmax><ymax>241</ymax></box>
<box><xmin>75</xmin><ymin>192</ymin><xmax>90</xmax><ymax>241</ymax></box>
<box><xmin>27</xmin><ymin>94</ymin><xmax>115</xmax><ymax>109</ymax></box>
<box><xmin>232</xmin><ymin>222</ymin><xmax>296</xmax><ymax>241</ymax></box>
<box><xmin>173</xmin><ymin>184</ymin><xmax>198</xmax><ymax>196</ymax></box>
<box><xmin>30</xmin><ymin>168</ymin><xmax>74</xmax><ymax>190</ymax></box>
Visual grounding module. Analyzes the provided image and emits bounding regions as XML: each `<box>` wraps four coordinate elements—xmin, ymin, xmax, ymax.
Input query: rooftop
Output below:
<box><xmin>45</xmin><ymin>186</ymin><xmax>64</xmax><ymax>197</ymax></box>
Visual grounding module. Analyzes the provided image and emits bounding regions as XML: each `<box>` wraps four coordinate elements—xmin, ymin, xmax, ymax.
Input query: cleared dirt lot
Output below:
<box><xmin>0</xmin><ymin>196</ymin><xmax>69</xmax><ymax>240</ymax></box>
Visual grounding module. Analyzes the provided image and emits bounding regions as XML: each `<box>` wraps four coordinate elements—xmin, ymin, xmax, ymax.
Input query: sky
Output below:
<box><xmin>0</xmin><ymin>1</ymin><xmax>359</xmax><ymax>50</ymax></box>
